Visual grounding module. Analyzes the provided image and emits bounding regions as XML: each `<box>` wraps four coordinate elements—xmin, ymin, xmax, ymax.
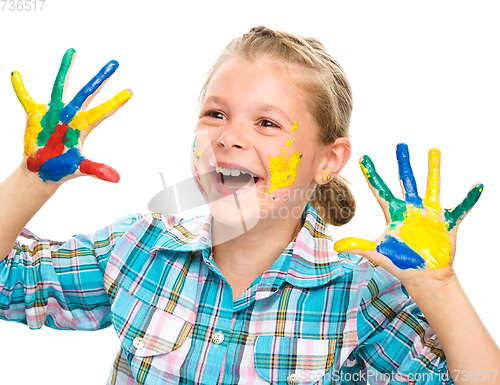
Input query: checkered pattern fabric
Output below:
<box><xmin>0</xmin><ymin>204</ymin><xmax>452</xmax><ymax>384</ymax></box>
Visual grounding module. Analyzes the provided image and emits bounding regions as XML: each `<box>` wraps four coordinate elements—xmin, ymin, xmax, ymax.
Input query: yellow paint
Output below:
<box><xmin>70</xmin><ymin>89</ymin><xmax>132</xmax><ymax>132</ymax></box>
<box><xmin>24</xmin><ymin>106</ymin><xmax>47</xmax><ymax>156</ymax></box>
<box><xmin>202</xmin><ymin>137</ymin><xmax>206</xmax><ymax>145</ymax></box>
<box><xmin>197</xmin><ymin>148</ymin><xmax>202</xmax><ymax>159</ymax></box>
<box><xmin>399</xmin><ymin>205</ymin><xmax>451</xmax><ymax>269</ymax></box>
<box><xmin>360</xmin><ymin>163</ymin><xmax>370</xmax><ymax>179</ymax></box>
<box><xmin>291</xmin><ymin>121</ymin><xmax>298</xmax><ymax>131</ymax></box>
<box><xmin>423</xmin><ymin>148</ymin><xmax>441</xmax><ymax>213</ymax></box>
<box><xmin>334</xmin><ymin>237</ymin><xmax>377</xmax><ymax>252</ymax></box>
<box><xmin>267</xmin><ymin>143</ymin><xmax>302</xmax><ymax>194</ymax></box>
<box><xmin>285</xmin><ymin>139</ymin><xmax>295</xmax><ymax>146</ymax></box>
<box><xmin>11</xmin><ymin>71</ymin><xmax>47</xmax><ymax>155</ymax></box>
<box><xmin>324</xmin><ymin>170</ymin><xmax>329</xmax><ymax>174</ymax></box>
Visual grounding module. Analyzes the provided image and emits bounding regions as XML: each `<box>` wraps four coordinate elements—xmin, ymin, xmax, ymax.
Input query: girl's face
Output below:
<box><xmin>192</xmin><ymin>57</ymin><xmax>330</xmax><ymax>230</ymax></box>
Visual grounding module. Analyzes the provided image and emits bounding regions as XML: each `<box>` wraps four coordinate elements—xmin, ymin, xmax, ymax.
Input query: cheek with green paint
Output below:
<box><xmin>191</xmin><ymin>133</ymin><xmax>208</xmax><ymax>162</ymax></box>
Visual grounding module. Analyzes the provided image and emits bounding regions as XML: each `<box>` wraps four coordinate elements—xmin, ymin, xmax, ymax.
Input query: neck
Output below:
<box><xmin>211</xmin><ymin>205</ymin><xmax>305</xmax><ymax>300</ymax></box>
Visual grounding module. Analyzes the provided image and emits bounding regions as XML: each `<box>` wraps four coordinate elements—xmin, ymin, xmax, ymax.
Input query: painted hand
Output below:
<box><xmin>11</xmin><ymin>48</ymin><xmax>132</xmax><ymax>183</ymax></box>
<box><xmin>334</xmin><ymin>143</ymin><xmax>483</xmax><ymax>276</ymax></box>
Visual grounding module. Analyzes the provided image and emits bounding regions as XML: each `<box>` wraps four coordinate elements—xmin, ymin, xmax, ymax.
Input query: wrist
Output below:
<box><xmin>400</xmin><ymin>265</ymin><xmax>458</xmax><ymax>302</ymax></box>
<box><xmin>17</xmin><ymin>163</ymin><xmax>60</xmax><ymax>196</ymax></box>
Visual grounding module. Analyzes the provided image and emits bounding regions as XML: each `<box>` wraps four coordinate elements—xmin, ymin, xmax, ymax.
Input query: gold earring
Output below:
<box><xmin>322</xmin><ymin>175</ymin><xmax>331</xmax><ymax>182</ymax></box>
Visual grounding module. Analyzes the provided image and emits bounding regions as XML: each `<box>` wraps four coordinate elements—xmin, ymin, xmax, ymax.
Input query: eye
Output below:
<box><xmin>205</xmin><ymin>110</ymin><xmax>227</xmax><ymax>120</ymax></box>
<box><xmin>259</xmin><ymin>119</ymin><xmax>281</xmax><ymax>129</ymax></box>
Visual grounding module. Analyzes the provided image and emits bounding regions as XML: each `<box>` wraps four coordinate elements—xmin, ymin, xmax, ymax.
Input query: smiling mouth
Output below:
<box><xmin>215</xmin><ymin>166</ymin><xmax>260</xmax><ymax>190</ymax></box>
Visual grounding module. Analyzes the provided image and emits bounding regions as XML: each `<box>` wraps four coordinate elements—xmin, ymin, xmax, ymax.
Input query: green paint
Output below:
<box><xmin>38</xmin><ymin>100</ymin><xmax>64</xmax><ymax>146</ymax></box>
<box><xmin>64</xmin><ymin>127</ymin><xmax>81</xmax><ymax>148</ymax></box>
<box><xmin>445</xmin><ymin>183</ymin><xmax>483</xmax><ymax>230</ymax></box>
<box><xmin>361</xmin><ymin>155</ymin><xmax>406</xmax><ymax>223</ymax></box>
<box><xmin>38</xmin><ymin>49</ymin><xmax>76</xmax><ymax>147</ymax></box>
<box><xmin>52</xmin><ymin>49</ymin><xmax>75</xmax><ymax>102</ymax></box>
<box><xmin>192</xmin><ymin>133</ymin><xmax>198</xmax><ymax>153</ymax></box>
<box><xmin>389</xmin><ymin>223</ymin><xmax>398</xmax><ymax>231</ymax></box>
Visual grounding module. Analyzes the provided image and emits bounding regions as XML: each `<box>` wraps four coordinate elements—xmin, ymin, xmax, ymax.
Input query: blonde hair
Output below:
<box><xmin>199</xmin><ymin>26</ymin><xmax>355</xmax><ymax>226</ymax></box>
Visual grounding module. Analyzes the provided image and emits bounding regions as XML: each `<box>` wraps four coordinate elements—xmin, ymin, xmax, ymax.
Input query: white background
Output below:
<box><xmin>0</xmin><ymin>0</ymin><xmax>499</xmax><ymax>383</ymax></box>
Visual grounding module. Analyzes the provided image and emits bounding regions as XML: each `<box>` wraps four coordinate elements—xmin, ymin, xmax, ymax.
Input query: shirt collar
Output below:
<box><xmin>151</xmin><ymin>204</ymin><xmax>358</xmax><ymax>289</ymax></box>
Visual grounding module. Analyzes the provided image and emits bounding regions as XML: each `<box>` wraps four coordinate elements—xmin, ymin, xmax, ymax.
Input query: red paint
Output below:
<box><xmin>79</xmin><ymin>159</ymin><xmax>120</xmax><ymax>183</ymax></box>
<box><xmin>27</xmin><ymin>123</ymin><xmax>68</xmax><ymax>172</ymax></box>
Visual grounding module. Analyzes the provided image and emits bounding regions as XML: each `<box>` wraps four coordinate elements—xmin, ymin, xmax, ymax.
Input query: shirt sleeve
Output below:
<box><xmin>341</xmin><ymin>261</ymin><xmax>454</xmax><ymax>385</ymax></box>
<box><xmin>0</xmin><ymin>214</ymin><xmax>143</xmax><ymax>331</ymax></box>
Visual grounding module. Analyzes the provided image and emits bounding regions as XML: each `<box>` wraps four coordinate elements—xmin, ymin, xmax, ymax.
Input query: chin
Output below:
<box><xmin>207</xmin><ymin>190</ymin><xmax>262</xmax><ymax>231</ymax></box>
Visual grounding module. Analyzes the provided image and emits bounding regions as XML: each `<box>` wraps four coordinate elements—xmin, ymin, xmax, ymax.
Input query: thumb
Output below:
<box><xmin>79</xmin><ymin>158</ymin><xmax>120</xmax><ymax>183</ymax></box>
<box><xmin>334</xmin><ymin>236</ymin><xmax>401</xmax><ymax>275</ymax></box>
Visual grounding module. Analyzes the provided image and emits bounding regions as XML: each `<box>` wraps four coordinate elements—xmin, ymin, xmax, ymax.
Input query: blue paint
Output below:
<box><xmin>376</xmin><ymin>234</ymin><xmax>426</xmax><ymax>269</ymax></box>
<box><xmin>396</xmin><ymin>143</ymin><xmax>423</xmax><ymax>208</ymax></box>
<box><xmin>60</xmin><ymin>60</ymin><xmax>119</xmax><ymax>124</ymax></box>
<box><xmin>38</xmin><ymin>147</ymin><xmax>85</xmax><ymax>182</ymax></box>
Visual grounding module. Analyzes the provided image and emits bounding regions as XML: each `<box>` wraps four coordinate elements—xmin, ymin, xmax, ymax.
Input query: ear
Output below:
<box><xmin>313</xmin><ymin>138</ymin><xmax>351</xmax><ymax>184</ymax></box>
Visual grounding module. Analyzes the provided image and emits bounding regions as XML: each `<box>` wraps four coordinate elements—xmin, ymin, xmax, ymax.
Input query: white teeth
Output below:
<box><xmin>215</xmin><ymin>166</ymin><xmax>257</xmax><ymax>178</ymax></box>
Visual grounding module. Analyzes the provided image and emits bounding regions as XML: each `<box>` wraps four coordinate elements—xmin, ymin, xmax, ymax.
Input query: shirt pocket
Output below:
<box><xmin>110</xmin><ymin>288</ymin><xmax>193</xmax><ymax>357</ymax></box>
<box><xmin>254</xmin><ymin>336</ymin><xmax>336</xmax><ymax>385</ymax></box>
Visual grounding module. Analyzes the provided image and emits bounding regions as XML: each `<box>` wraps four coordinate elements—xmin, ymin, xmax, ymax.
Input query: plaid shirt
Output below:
<box><xmin>0</xmin><ymin>204</ymin><xmax>452</xmax><ymax>384</ymax></box>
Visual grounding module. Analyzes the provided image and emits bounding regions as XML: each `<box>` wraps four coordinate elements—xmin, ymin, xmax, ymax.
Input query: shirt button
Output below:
<box><xmin>212</xmin><ymin>331</ymin><xmax>224</xmax><ymax>345</ymax></box>
<box><xmin>133</xmin><ymin>337</ymin><xmax>145</xmax><ymax>350</ymax></box>
<box><xmin>287</xmin><ymin>373</ymin><xmax>301</xmax><ymax>385</ymax></box>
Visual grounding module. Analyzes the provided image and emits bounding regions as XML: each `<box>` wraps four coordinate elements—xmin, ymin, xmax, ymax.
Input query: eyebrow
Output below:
<box><xmin>202</xmin><ymin>95</ymin><xmax>293</xmax><ymax>127</ymax></box>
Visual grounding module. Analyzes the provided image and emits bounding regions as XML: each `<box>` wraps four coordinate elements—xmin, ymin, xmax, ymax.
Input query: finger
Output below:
<box><xmin>70</xmin><ymin>89</ymin><xmax>133</xmax><ymax>133</ymax></box>
<box><xmin>38</xmin><ymin>49</ymin><xmax>77</xmax><ymax>147</ymax></box>
<box><xmin>11</xmin><ymin>71</ymin><xmax>40</xmax><ymax>114</ymax></box>
<box><xmin>396</xmin><ymin>143</ymin><xmax>423</xmax><ymax>208</ymax></box>
<box><xmin>60</xmin><ymin>60</ymin><xmax>119</xmax><ymax>124</ymax></box>
<box><xmin>334</xmin><ymin>237</ymin><xmax>402</xmax><ymax>276</ymax></box>
<box><xmin>50</xmin><ymin>48</ymin><xmax>76</xmax><ymax>105</ymax></box>
<box><xmin>376</xmin><ymin>235</ymin><xmax>426</xmax><ymax>270</ymax></box>
<box><xmin>445</xmin><ymin>183</ymin><xmax>484</xmax><ymax>231</ymax></box>
<box><xmin>79</xmin><ymin>158</ymin><xmax>120</xmax><ymax>183</ymax></box>
<box><xmin>423</xmin><ymin>148</ymin><xmax>441</xmax><ymax>213</ymax></box>
<box><xmin>334</xmin><ymin>237</ymin><xmax>377</xmax><ymax>252</ymax></box>
<box><xmin>360</xmin><ymin>155</ymin><xmax>406</xmax><ymax>223</ymax></box>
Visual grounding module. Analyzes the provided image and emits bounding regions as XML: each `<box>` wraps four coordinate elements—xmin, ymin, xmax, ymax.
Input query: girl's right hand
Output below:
<box><xmin>11</xmin><ymin>48</ymin><xmax>132</xmax><ymax>185</ymax></box>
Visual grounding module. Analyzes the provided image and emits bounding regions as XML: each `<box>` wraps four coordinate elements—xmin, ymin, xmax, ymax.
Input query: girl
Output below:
<box><xmin>0</xmin><ymin>26</ymin><xmax>499</xmax><ymax>384</ymax></box>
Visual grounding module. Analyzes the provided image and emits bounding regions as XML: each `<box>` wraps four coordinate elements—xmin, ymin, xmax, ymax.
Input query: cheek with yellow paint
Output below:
<box><xmin>267</xmin><ymin>149</ymin><xmax>302</xmax><ymax>194</ymax></box>
<box><xmin>267</xmin><ymin>121</ymin><xmax>303</xmax><ymax>194</ymax></box>
<box><xmin>267</xmin><ymin>130</ymin><xmax>302</xmax><ymax>194</ymax></box>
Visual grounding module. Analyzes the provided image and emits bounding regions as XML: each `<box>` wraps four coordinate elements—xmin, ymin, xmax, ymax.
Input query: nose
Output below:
<box><xmin>217</xmin><ymin>121</ymin><xmax>247</xmax><ymax>150</ymax></box>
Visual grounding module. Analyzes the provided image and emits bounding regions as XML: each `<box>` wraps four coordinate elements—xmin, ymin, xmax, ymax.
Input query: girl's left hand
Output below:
<box><xmin>334</xmin><ymin>143</ymin><xmax>483</xmax><ymax>290</ymax></box>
